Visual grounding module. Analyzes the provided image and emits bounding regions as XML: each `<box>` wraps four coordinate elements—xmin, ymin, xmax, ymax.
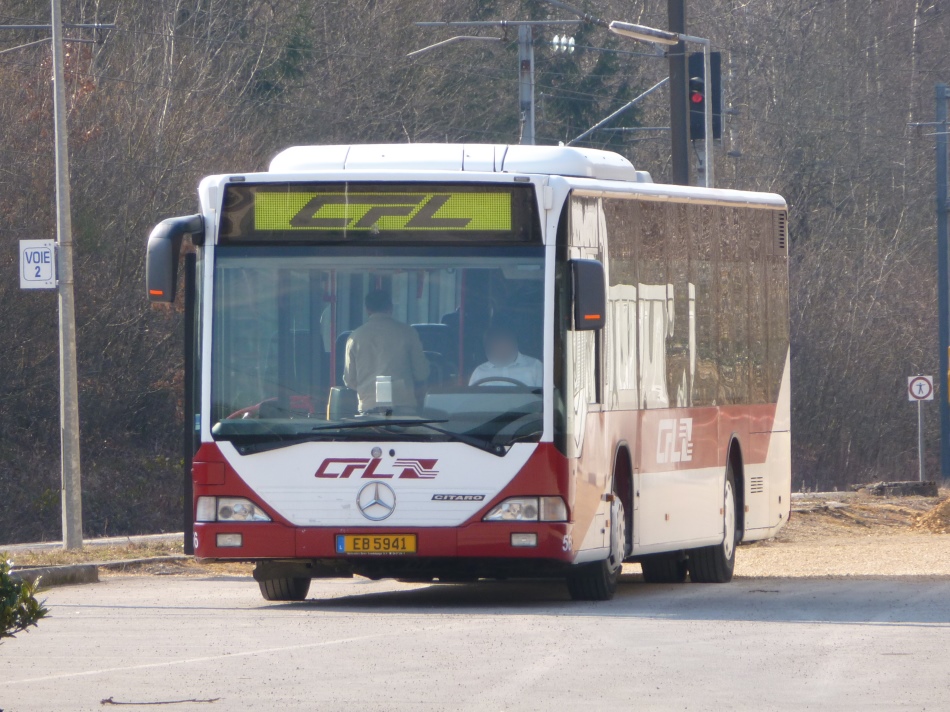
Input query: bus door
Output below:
<box><xmin>566</xmin><ymin>194</ymin><xmax>609</xmax><ymax>553</ymax></box>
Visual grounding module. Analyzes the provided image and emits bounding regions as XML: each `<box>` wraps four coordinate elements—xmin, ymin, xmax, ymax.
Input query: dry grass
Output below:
<box><xmin>98</xmin><ymin>559</ymin><xmax>255</xmax><ymax>578</ymax></box>
<box><xmin>4</xmin><ymin>540</ymin><xmax>185</xmax><ymax>569</ymax></box>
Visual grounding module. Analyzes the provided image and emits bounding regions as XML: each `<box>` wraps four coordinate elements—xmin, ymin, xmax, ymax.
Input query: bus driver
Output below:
<box><xmin>469</xmin><ymin>325</ymin><xmax>542</xmax><ymax>388</ymax></box>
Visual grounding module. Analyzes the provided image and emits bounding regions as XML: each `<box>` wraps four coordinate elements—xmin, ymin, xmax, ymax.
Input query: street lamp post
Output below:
<box><xmin>608</xmin><ymin>20</ymin><xmax>714</xmax><ymax>188</ymax></box>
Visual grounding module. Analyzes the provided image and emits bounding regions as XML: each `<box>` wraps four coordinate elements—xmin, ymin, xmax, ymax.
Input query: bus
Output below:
<box><xmin>146</xmin><ymin>143</ymin><xmax>790</xmax><ymax>601</ymax></box>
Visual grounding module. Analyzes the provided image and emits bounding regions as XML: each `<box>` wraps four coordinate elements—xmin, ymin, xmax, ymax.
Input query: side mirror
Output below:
<box><xmin>571</xmin><ymin>259</ymin><xmax>606</xmax><ymax>331</ymax></box>
<box><xmin>146</xmin><ymin>214</ymin><xmax>204</xmax><ymax>303</ymax></box>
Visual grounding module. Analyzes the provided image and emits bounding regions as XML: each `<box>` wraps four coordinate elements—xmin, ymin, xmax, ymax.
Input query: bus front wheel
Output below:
<box><xmin>566</xmin><ymin>493</ymin><xmax>626</xmax><ymax>601</ymax></box>
<box><xmin>688</xmin><ymin>466</ymin><xmax>738</xmax><ymax>583</ymax></box>
<box><xmin>258</xmin><ymin>576</ymin><xmax>311</xmax><ymax>601</ymax></box>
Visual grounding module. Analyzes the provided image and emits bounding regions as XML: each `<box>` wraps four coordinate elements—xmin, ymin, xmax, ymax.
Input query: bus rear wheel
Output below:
<box><xmin>258</xmin><ymin>576</ymin><xmax>311</xmax><ymax>601</ymax></box>
<box><xmin>688</xmin><ymin>466</ymin><xmax>738</xmax><ymax>583</ymax></box>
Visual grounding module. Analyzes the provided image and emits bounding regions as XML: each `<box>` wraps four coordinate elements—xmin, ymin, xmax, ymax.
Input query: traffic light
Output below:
<box><xmin>688</xmin><ymin>51</ymin><xmax>722</xmax><ymax>140</ymax></box>
<box><xmin>688</xmin><ymin>75</ymin><xmax>706</xmax><ymax>138</ymax></box>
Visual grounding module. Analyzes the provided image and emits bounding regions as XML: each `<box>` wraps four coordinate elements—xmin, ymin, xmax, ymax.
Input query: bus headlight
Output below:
<box><xmin>196</xmin><ymin>496</ymin><xmax>271</xmax><ymax>522</ymax></box>
<box><xmin>483</xmin><ymin>496</ymin><xmax>567</xmax><ymax>522</ymax></box>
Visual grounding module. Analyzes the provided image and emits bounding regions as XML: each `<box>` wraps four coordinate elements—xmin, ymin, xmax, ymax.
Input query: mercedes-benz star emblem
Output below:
<box><xmin>357</xmin><ymin>482</ymin><xmax>396</xmax><ymax>521</ymax></box>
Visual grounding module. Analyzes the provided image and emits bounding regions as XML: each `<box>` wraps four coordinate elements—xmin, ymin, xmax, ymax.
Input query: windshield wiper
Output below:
<box><xmin>223</xmin><ymin>431</ymin><xmax>335</xmax><ymax>456</ymax></box>
<box><xmin>221</xmin><ymin>417</ymin><xmax>508</xmax><ymax>457</ymax></box>
<box><xmin>309</xmin><ymin>417</ymin><xmax>448</xmax><ymax>432</ymax></box>
<box><xmin>311</xmin><ymin>417</ymin><xmax>507</xmax><ymax>457</ymax></box>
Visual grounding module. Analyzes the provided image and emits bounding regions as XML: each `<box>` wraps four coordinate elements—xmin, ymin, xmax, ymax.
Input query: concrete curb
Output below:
<box><xmin>10</xmin><ymin>555</ymin><xmax>194</xmax><ymax>589</ymax></box>
<box><xmin>10</xmin><ymin>564</ymin><xmax>99</xmax><ymax>588</ymax></box>
<box><xmin>97</xmin><ymin>555</ymin><xmax>192</xmax><ymax>571</ymax></box>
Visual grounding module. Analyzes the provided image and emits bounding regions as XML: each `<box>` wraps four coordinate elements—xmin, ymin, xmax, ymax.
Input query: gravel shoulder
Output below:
<box><xmin>734</xmin><ymin>489</ymin><xmax>950</xmax><ymax>578</ymax></box>
<box><xmin>7</xmin><ymin>489</ymin><xmax>949</xmax><ymax>581</ymax></box>
<box><xmin>112</xmin><ymin>490</ymin><xmax>950</xmax><ymax>581</ymax></box>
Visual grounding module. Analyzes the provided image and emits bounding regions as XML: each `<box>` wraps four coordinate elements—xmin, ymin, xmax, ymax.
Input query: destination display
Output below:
<box><xmin>219</xmin><ymin>182</ymin><xmax>540</xmax><ymax>244</ymax></box>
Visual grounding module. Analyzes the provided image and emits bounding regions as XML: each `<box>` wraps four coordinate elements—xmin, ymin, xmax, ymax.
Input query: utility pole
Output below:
<box><xmin>667</xmin><ymin>0</ymin><xmax>689</xmax><ymax>185</ymax></box>
<box><xmin>411</xmin><ymin>20</ymin><xmax>581</xmax><ymax>146</ymax></box>
<box><xmin>51</xmin><ymin>0</ymin><xmax>83</xmax><ymax>549</ymax></box>
<box><xmin>4</xmin><ymin>13</ymin><xmax>112</xmax><ymax>550</ymax></box>
<box><xmin>936</xmin><ymin>84</ymin><xmax>950</xmax><ymax>481</ymax></box>
<box><xmin>518</xmin><ymin>25</ymin><xmax>535</xmax><ymax>145</ymax></box>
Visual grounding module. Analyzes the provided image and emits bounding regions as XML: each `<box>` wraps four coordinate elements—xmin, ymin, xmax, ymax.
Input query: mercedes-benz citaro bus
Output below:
<box><xmin>146</xmin><ymin>144</ymin><xmax>790</xmax><ymax>601</ymax></box>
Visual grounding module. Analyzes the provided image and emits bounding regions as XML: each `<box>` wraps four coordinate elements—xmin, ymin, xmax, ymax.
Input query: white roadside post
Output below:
<box><xmin>908</xmin><ymin>375</ymin><xmax>934</xmax><ymax>482</ymax></box>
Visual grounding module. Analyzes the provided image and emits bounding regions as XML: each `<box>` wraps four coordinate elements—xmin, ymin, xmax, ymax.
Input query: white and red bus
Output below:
<box><xmin>147</xmin><ymin>144</ymin><xmax>790</xmax><ymax>601</ymax></box>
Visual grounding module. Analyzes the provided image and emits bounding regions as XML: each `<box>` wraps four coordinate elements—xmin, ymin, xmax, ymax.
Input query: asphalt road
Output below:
<box><xmin>2</xmin><ymin>573</ymin><xmax>948</xmax><ymax>711</ymax></box>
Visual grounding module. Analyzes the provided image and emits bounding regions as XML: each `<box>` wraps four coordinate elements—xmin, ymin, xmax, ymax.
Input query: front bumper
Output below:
<box><xmin>194</xmin><ymin>519</ymin><xmax>572</xmax><ymax>564</ymax></box>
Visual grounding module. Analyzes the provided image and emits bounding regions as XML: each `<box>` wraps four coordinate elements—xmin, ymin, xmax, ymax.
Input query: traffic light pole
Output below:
<box><xmin>699</xmin><ymin>37</ymin><xmax>713</xmax><ymax>187</ymax></box>
<box><xmin>607</xmin><ymin>19</ymin><xmax>714</xmax><ymax>188</ymax></box>
<box><xmin>673</xmin><ymin>34</ymin><xmax>713</xmax><ymax>187</ymax></box>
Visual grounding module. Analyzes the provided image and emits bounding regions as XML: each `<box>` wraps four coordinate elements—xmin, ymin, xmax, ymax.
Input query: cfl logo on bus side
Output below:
<box><xmin>657</xmin><ymin>418</ymin><xmax>693</xmax><ymax>464</ymax></box>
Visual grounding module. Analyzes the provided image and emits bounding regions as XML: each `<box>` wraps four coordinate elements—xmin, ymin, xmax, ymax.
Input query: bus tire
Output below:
<box><xmin>688</xmin><ymin>466</ymin><xmax>738</xmax><ymax>583</ymax></box>
<box><xmin>567</xmin><ymin>492</ymin><xmax>625</xmax><ymax>601</ymax></box>
<box><xmin>566</xmin><ymin>560</ymin><xmax>618</xmax><ymax>601</ymax></box>
<box><xmin>258</xmin><ymin>576</ymin><xmax>310</xmax><ymax>601</ymax></box>
<box><xmin>640</xmin><ymin>553</ymin><xmax>688</xmax><ymax>583</ymax></box>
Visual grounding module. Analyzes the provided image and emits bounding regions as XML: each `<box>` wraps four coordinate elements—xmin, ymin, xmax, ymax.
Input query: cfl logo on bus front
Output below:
<box><xmin>315</xmin><ymin>458</ymin><xmax>439</xmax><ymax>479</ymax></box>
<box><xmin>290</xmin><ymin>194</ymin><xmax>471</xmax><ymax>230</ymax></box>
<box><xmin>657</xmin><ymin>418</ymin><xmax>693</xmax><ymax>464</ymax></box>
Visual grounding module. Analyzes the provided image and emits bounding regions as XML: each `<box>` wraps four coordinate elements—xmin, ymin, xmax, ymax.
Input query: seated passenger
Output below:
<box><xmin>468</xmin><ymin>326</ymin><xmax>542</xmax><ymax>388</ymax></box>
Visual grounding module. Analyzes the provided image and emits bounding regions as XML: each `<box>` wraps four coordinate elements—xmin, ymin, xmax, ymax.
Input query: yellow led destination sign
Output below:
<box><xmin>219</xmin><ymin>182</ymin><xmax>539</xmax><ymax>244</ymax></box>
<box><xmin>255</xmin><ymin>192</ymin><xmax>512</xmax><ymax>231</ymax></box>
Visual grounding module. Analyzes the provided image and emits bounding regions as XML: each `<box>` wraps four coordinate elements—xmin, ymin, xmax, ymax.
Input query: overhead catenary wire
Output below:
<box><xmin>0</xmin><ymin>37</ymin><xmax>49</xmax><ymax>54</ymax></box>
<box><xmin>3</xmin><ymin>19</ymin><xmax>939</xmax><ymax>84</ymax></box>
<box><xmin>0</xmin><ymin>55</ymin><xmax>932</xmax><ymax>148</ymax></box>
<box><xmin>0</xmin><ymin>11</ymin><xmax>942</xmax><ymax>150</ymax></box>
<box><xmin>4</xmin><ymin>6</ymin><xmax>942</xmax><ymax>79</ymax></box>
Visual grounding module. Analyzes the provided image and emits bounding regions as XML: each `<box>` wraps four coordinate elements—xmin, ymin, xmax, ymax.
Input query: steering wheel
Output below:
<box><xmin>491</xmin><ymin>411</ymin><xmax>544</xmax><ymax>447</ymax></box>
<box><xmin>471</xmin><ymin>376</ymin><xmax>529</xmax><ymax>387</ymax></box>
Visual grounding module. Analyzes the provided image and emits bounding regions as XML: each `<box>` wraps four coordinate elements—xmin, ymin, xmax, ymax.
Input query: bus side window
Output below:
<box><xmin>689</xmin><ymin>204</ymin><xmax>719</xmax><ymax>407</ymax></box>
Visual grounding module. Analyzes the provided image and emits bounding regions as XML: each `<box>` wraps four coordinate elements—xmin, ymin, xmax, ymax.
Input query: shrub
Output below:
<box><xmin>1</xmin><ymin>555</ymin><xmax>48</xmax><ymax>640</ymax></box>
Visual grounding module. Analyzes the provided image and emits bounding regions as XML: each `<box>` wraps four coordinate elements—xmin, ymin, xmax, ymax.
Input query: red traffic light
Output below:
<box><xmin>690</xmin><ymin>91</ymin><xmax>704</xmax><ymax>104</ymax></box>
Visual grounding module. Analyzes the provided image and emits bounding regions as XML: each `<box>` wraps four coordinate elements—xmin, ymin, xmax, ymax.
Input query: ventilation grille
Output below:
<box><xmin>750</xmin><ymin>476</ymin><xmax>765</xmax><ymax>494</ymax></box>
<box><xmin>774</xmin><ymin>211</ymin><xmax>788</xmax><ymax>253</ymax></box>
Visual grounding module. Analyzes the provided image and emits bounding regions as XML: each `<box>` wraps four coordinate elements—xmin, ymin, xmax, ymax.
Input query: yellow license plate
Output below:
<box><xmin>336</xmin><ymin>534</ymin><xmax>417</xmax><ymax>555</ymax></box>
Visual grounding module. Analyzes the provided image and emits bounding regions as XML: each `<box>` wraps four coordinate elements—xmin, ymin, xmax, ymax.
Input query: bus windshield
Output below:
<box><xmin>210</xmin><ymin>245</ymin><xmax>545</xmax><ymax>452</ymax></box>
